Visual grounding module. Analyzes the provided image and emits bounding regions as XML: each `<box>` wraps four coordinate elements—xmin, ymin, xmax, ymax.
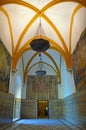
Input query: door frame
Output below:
<box><xmin>37</xmin><ymin>100</ymin><xmax>49</xmax><ymax>118</ymax></box>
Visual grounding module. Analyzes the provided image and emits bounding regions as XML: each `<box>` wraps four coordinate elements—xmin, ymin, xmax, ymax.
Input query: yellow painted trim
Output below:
<box><xmin>0</xmin><ymin>7</ymin><xmax>14</xmax><ymax>55</ymax></box>
<box><xmin>24</xmin><ymin>51</ymin><xmax>61</xmax><ymax>83</ymax></box>
<box><xmin>24</xmin><ymin>52</ymin><xmax>39</xmax><ymax>82</ymax></box>
<box><xmin>21</xmin><ymin>55</ymin><xmax>24</xmax><ymax>74</ymax></box>
<box><xmin>1</xmin><ymin>0</ymin><xmax>85</xmax><ymax>57</ymax></box>
<box><xmin>13</xmin><ymin>0</ymin><xmax>85</xmax><ymax>66</ymax></box>
<box><xmin>0</xmin><ymin>0</ymin><xmax>85</xmax><ymax>8</ymax></box>
<box><xmin>12</xmin><ymin>35</ymin><xmax>71</xmax><ymax>69</ymax></box>
<box><xmin>14</xmin><ymin>12</ymin><xmax>69</xmax><ymax>56</ymax></box>
<box><xmin>44</xmin><ymin>51</ymin><xmax>61</xmax><ymax>81</ymax></box>
<box><xmin>0</xmin><ymin>0</ymin><xmax>39</xmax><ymax>13</ymax></box>
<box><xmin>24</xmin><ymin>61</ymin><xmax>61</xmax><ymax>84</ymax></box>
<box><xmin>0</xmin><ymin>0</ymin><xmax>39</xmax><ymax>56</ymax></box>
<box><xmin>69</xmin><ymin>4</ymin><xmax>83</xmax><ymax>53</ymax></box>
<box><xmin>0</xmin><ymin>0</ymin><xmax>86</xmax><ymax>57</ymax></box>
<box><xmin>15</xmin><ymin>11</ymin><xmax>69</xmax><ymax>56</ymax></box>
<box><xmin>2</xmin><ymin>0</ymin><xmax>80</xmax><ymax>68</ymax></box>
<box><xmin>12</xmin><ymin>36</ymin><xmax>67</xmax><ymax>67</ymax></box>
<box><xmin>27</xmin><ymin>62</ymin><xmax>58</xmax><ymax>76</ymax></box>
<box><xmin>24</xmin><ymin>52</ymin><xmax>39</xmax><ymax>74</ymax></box>
<box><xmin>41</xmin><ymin>0</ymin><xmax>86</xmax><ymax>12</ymax></box>
<box><xmin>21</xmin><ymin>55</ymin><xmax>24</xmax><ymax>81</ymax></box>
<box><xmin>12</xmin><ymin>47</ymin><xmax>32</xmax><ymax>69</ymax></box>
<box><xmin>50</xmin><ymin>46</ymin><xmax>69</xmax><ymax>67</ymax></box>
<box><xmin>14</xmin><ymin>13</ymin><xmax>39</xmax><ymax>55</ymax></box>
<box><xmin>42</xmin><ymin>14</ymin><xmax>69</xmax><ymax>54</ymax></box>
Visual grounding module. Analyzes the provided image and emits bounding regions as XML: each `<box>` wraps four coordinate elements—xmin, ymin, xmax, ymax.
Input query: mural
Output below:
<box><xmin>26</xmin><ymin>75</ymin><xmax>58</xmax><ymax>100</ymax></box>
<box><xmin>72</xmin><ymin>28</ymin><xmax>86</xmax><ymax>90</ymax></box>
<box><xmin>0</xmin><ymin>39</ymin><xmax>11</xmax><ymax>92</ymax></box>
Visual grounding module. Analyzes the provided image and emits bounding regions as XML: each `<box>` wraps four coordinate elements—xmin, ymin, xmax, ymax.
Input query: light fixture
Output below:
<box><xmin>35</xmin><ymin>53</ymin><xmax>46</xmax><ymax>76</ymax></box>
<box><xmin>30</xmin><ymin>17</ymin><xmax>50</xmax><ymax>52</ymax></box>
<box><xmin>30</xmin><ymin>38</ymin><xmax>50</xmax><ymax>52</ymax></box>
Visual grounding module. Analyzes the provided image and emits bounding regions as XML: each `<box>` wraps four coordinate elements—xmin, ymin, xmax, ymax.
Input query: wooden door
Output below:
<box><xmin>38</xmin><ymin>100</ymin><xmax>49</xmax><ymax>118</ymax></box>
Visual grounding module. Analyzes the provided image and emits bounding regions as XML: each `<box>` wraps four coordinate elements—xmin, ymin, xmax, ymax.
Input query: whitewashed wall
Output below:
<box><xmin>9</xmin><ymin>57</ymin><xmax>25</xmax><ymax>120</ymax></box>
<box><xmin>58</xmin><ymin>56</ymin><xmax>76</xmax><ymax>99</ymax></box>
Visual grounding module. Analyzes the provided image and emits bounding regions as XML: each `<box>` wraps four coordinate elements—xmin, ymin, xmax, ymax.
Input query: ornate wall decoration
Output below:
<box><xmin>72</xmin><ymin>28</ymin><xmax>86</xmax><ymax>90</ymax></box>
<box><xmin>0</xmin><ymin>39</ymin><xmax>11</xmax><ymax>92</ymax></box>
<box><xmin>26</xmin><ymin>75</ymin><xmax>58</xmax><ymax>100</ymax></box>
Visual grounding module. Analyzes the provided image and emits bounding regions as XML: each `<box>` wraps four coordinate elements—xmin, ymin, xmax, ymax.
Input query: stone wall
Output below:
<box><xmin>21</xmin><ymin>99</ymin><xmax>37</xmax><ymax>118</ymax></box>
<box><xmin>63</xmin><ymin>88</ymin><xmax>86</xmax><ymax>129</ymax></box>
<box><xmin>13</xmin><ymin>98</ymin><xmax>21</xmax><ymax>119</ymax></box>
<box><xmin>0</xmin><ymin>91</ymin><xmax>14</xmax><ymax>127</ymax></box>
<box><xmin>49</xmin><ymin>100</ymin><xmax>63</xmax><ymax>118</ymax></box>
<box><xmin>65</xmin><ymin>27</ymin><xmax>86</xmax><ymax>129</ymax></box>
<box><xmin>21</xmin><ymin>99</ymin><xmax>63</xmax><ymax>119</ymax></box>
<box><xmin>21</xmin><ymin>75</ymin><xmax>60</xmax><ymax>119</ymax></box>
<box><xmin>21</xmin><ymin>89</ymin><xmax>86</xmax><ymax>129</ymax></box>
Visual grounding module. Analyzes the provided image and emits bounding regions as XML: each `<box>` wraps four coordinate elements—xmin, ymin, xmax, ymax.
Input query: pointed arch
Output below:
<box><xmin>12</xmin><ymin>35</ymin><xmax>71</xmax><ymax>69</ymax></box>
<box><xmin>0</xmin><ymin>7</ymin><xmax>14</xmax><ymax>54</ymax></box>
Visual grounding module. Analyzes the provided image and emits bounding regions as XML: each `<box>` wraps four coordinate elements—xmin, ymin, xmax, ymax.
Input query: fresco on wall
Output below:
<box><xmin>26</xmin><ymin>75</ymin><xmax>58</xmax><ymax>100</ymax></box>
<box><xmin>0</xmin><ymin>39</ymin><xmax>11</xmax><ymax>92</ymax></box>
<box><xmin>72</xmin><ymin>28</ymin><xmax>86</xmax><ymax>90</ymax></box>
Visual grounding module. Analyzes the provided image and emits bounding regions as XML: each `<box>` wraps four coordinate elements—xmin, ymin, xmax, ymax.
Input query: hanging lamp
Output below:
<box><xmin>35</xmin><ymin>53</ymin><xmax>46</xmax><ymax>76</ymax></box>
<box><xmin>30</xmin><ymin>17</ymin><xmax>50</xmax><ymax>52</ymax></box>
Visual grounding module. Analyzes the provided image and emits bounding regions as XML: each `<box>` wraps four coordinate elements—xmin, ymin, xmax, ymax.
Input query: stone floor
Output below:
<box><xmin>0</xmin><ymin>119</ymin><xmax>84</xmax><ymax>130</ymax></box>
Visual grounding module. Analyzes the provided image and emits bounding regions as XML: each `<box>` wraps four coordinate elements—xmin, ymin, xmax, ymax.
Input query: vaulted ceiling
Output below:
<box><xmin>0</xmin><ymin>0</ymin><xmax>86</xmax><ymax>82</ymax></box>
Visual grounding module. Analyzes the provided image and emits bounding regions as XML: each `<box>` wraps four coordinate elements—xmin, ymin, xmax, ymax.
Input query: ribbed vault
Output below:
<box><xmin>0</xmin><ymin>0</ymin><xmax>86</xmax><ymax>82</ymax></box>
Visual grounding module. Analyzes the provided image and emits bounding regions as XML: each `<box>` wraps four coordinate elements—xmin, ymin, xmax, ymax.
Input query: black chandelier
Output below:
<box><xmin>30</xmin><ymin>38</ymin><xmax>50</xmax><ymax>52</ymax></box>
<box><xmin>30</xmin><ymin>17</ymin><xmax>50</xmax><ymax>52</ymax></box>
<box><xmin>35</xmin><ymin>53</ymin><xmax>46</xmax><ymax>76</ymax></box>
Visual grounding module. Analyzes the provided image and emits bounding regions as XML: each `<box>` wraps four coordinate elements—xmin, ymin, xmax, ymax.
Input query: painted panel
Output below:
<box><xmin>0</xmin><ymin>39</ymin><xmax>11</xmax><ymax>92</ymax></box>
<box><xmin>26</xmin><ymin>75</ymin><xmax>58</xmax><ymax>100</ymax></box>
<box><xmin>72</xmin><ymin>28</ymin><xmax>86</xmax><ymax>90</ymax></box>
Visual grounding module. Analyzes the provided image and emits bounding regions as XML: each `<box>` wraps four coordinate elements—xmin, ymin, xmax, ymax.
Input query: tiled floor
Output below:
<box><xmin>1</xmin><ymin>119</ymin><xmax>83</xmax><ymax>130</ymax></box>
